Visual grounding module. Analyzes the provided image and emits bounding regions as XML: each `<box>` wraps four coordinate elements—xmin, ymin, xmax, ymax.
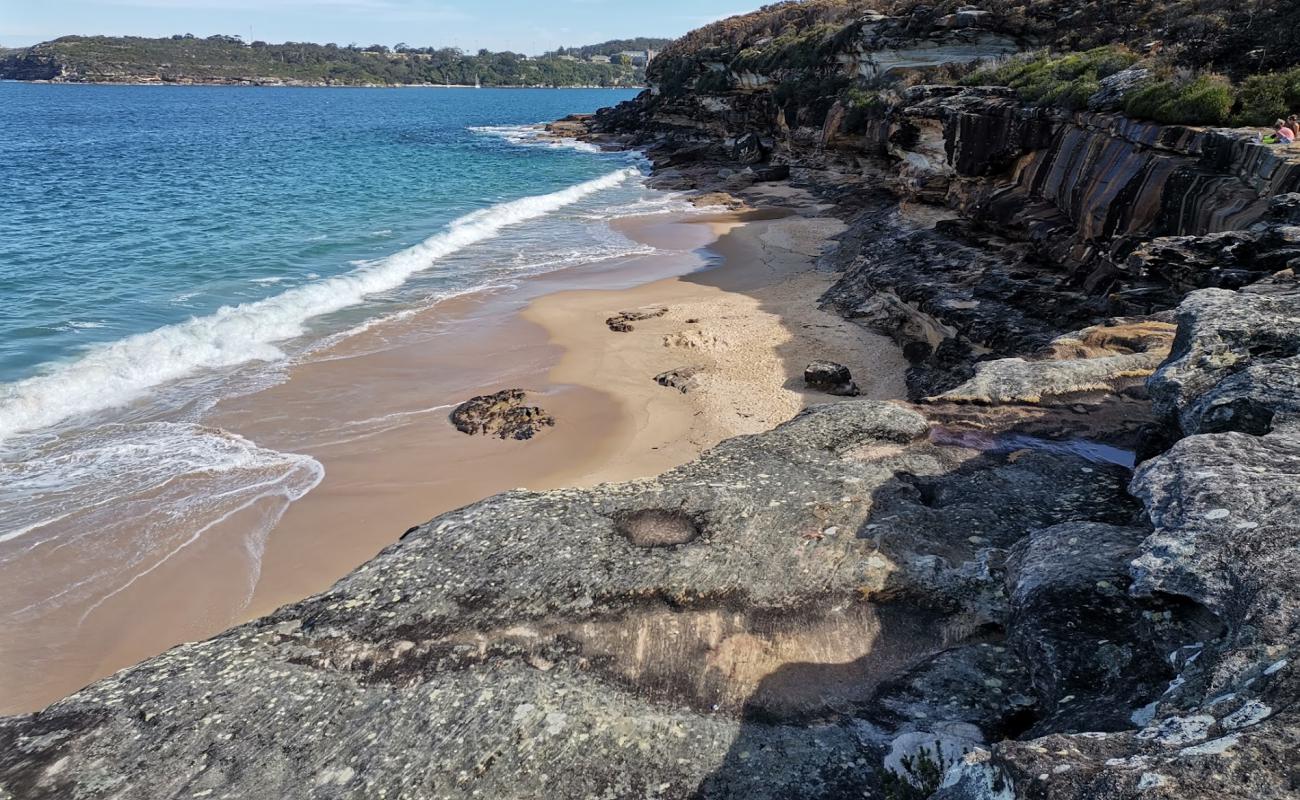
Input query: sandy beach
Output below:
<box><xmin>0</xmin><ymin>188</ymin><xmax>907</xmax><ymax>714</ymax></box>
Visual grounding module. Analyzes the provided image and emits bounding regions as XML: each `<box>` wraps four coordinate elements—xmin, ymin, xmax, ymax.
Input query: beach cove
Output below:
<box><xmin>0</xmin><ymin>114</ymin><xmax>906</xmax><ymax>711</ymax></box>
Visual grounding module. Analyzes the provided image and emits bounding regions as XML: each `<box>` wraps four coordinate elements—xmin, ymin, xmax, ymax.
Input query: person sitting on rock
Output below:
<box><xmin>1274</xmin><ymin>120</ymin><xmax>1295</xmax><ymax>143</ymax></box>
<box><xmin>1288</xmin><ymin>115</ymin><xmax>1300</xmax><ymax>136</ymax></box>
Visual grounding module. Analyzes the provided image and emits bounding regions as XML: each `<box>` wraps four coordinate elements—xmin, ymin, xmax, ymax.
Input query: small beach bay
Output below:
<box><xmin>0</xmin><ymin>83</ymin><xmax>906</xmax><ymax>713</ymax></box>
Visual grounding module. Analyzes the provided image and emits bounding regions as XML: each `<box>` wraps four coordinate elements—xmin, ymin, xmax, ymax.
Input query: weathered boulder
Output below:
<box><xmin>1149</xmin><ymin>275</ymin><xmax>1300</xmax><ymax>436</ymax></box>
<box><xmin>1004</xmin><ymin>522</ymin><xmax>1205</xmax><ymax>736</ymax></box>
<box><xmin>804</xmin><ymin>360</ymin><xmax>860</xmax><ymax>396</ymax></box>
<box><xmin>450</xmin><ymin>389</ymin><xmax>555</xmax><ymax>440</ymax></box>
<box><xmin>1087</xmin><ymin>67</ymin><xmax>1150</xmax><ymax>112</ymax></box>
<box><xmin>654</xmin><ymin>366</ymin><xmax>704</xmax><ymax>393</ymax></box>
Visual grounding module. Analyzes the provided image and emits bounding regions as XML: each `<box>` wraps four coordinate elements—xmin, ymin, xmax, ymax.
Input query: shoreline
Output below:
<box><xmin>0</xmin><ymin>188</ymin><xmax>907</xmax><ymax>715</ymax></box>
<box><xmin>5</xmin><ymin>80</ymin><xmax>648</xmax><ymax>89</ymax></box>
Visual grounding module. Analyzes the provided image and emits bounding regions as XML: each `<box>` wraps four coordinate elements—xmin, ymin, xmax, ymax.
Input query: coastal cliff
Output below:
<box><xmin>4</xmin><ymin>2</ymin><xmax>1300</xmax><ymax>799</ymax></box>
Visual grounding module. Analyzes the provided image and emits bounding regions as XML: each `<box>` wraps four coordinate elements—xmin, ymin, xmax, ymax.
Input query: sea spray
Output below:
<box><xmin>0</xmin><ymin>168</ymin><xmax>640</xmax><ymax>443</ymax></box>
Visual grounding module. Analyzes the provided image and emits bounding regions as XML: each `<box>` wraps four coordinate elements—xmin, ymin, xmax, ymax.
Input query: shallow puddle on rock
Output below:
<box><xmin>929</xmin><ymin>425</ymin><xmax>1136</xmax><ymax>468</ymax></box>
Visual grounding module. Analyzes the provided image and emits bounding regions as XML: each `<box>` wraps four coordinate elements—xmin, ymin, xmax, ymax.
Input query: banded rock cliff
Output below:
<box><xmin>4</xmin><ymin>2</ymin><xmax>1300</xmax><ymax>799</ymax></box>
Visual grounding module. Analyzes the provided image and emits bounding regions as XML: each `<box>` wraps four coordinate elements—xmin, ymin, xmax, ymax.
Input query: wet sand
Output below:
<box><xmin>0</xmin><ymin>197</ymin><xmax>907</xmax><ymax>714</ymax></box>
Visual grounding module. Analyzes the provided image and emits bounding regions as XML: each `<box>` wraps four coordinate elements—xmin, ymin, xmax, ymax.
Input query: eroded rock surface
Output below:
<box><xmin>0</xmin><ymin>399</ymin><xmax>1161</xmax><ymax>799</ymax></box>
<box><xmin>937</xmin><ymin>282</ymin><xmax>1300</xmax><ymax>800</ymax></box>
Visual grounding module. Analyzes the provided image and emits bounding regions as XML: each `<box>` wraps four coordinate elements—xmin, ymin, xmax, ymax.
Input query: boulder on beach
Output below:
<box><xmin>655</xmin><ymin>366</ymin><xmax>704</xmax><ymax>393</ymax></box>
<box><xmin>449</xmin><ymin>389</ymin><xmax>555</xmax><ymax>440</ymax></box>
<box><xmin>804</xmin><ymin>360</ymin><xmax>860</xmax><ymax>396</ymax></box>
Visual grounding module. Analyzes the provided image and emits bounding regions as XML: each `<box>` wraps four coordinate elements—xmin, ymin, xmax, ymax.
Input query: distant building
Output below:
<box><xmin>557</xmin><ymin>54</ymin><xmax>578</xmax><ymax>62</ymax></box>
<box><xmin>617</xmin><ymin>50</ymin><xmax>657</xmax><ymax>66</ymax></box>
<box><xmin>589</xmin><ymin>54</ymin><xmax>611</xmax><ymax>64</ymax></box>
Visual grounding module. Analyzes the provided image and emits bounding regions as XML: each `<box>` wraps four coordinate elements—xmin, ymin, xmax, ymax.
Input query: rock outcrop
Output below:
<box><xmin>0</xmin><ymin>402</ymin><xmax>1156</xmax><ymax>799</ymax></box>
<box><xmin>937</xmin><ymin>280</ymin><xmax>1300</xmax><ymax>800</ymax></box>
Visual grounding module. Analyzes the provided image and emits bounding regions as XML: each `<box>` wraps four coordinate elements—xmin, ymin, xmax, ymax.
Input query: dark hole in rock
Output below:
<box><xmin>614</xmin><ymin>509</ymin><xmax>701</xmax><ymax>547</ymax></box>
<box><xmin>997</xmin><ymin>707</ymin><xmax>1041</xmax><ymax>740</ymax></box>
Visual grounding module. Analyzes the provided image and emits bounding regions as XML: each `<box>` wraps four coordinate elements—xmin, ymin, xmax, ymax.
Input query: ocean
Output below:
<box><xmin>0</xmin><ymin>83</ymin><xmax>698</xmax><ymax>704</ymax></box>
<box><xmin>0</xmin><ymin>84</ymin><xmax>657</xmax><ymax>436</ymax></box>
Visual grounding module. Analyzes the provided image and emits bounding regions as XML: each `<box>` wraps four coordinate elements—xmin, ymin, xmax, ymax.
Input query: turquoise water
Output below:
<box><xmin>1</xmin><ymin>83</ymin><xmax>704</xmax><ymax>677</ymax></box>
<box><xmin>0</xmin><ymin>83</ymin><xmax>651</xmax><ymax>442</ymax></box>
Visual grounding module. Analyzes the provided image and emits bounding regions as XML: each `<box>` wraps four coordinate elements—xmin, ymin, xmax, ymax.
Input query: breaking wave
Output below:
<box><xmin>0</xmin><ymin>168</ymin><xmax>639</xmax><ymax>443</ymax></box>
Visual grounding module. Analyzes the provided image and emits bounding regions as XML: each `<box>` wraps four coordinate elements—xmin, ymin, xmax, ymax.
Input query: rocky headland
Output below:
<box><xmin>4</xmin><ymin>2</ymin><xmax>1300</xmax><ymax>798</ymax></box>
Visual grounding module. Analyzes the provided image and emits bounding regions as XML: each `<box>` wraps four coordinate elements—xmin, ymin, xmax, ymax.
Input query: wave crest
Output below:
<box><xmin>0</xmin><ymin>168</ymin><xmax>639</xmax><ymax>443</ymax></box>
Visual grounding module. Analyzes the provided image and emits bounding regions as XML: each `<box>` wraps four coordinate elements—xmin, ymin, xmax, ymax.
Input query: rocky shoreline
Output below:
<box><xmin>4</xmin><ymin>6</ymin><xmax>1300</xmax><ymax>799</ymax></box>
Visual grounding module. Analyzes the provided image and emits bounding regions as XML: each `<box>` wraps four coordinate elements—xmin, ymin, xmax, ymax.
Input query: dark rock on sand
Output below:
<box><xmin>450</xmin><ymin>389</ymin><xmax>555</xmax><ymax>440</ymax></box>
<box><xmin>605</xmin><ymin>306</ymin><xmax>668</xmax><ymax>333</ymax></box>
<box><xmin>655</xmin><ymin>366</ymin><xmax>704</xmax><ymax>393</ymax></box>
<box><xmin>804</xmin><ymin>360</ymin><xmax>860</xmax><ymax>396</ymax></box>
<box><xmin>750</xmin><ymin>164</ymin><xmax>789</xmax><ymax>183</ymax></box>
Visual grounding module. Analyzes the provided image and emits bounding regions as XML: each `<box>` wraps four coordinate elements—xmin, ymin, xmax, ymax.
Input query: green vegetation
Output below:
<box><xmin>639</xmin><ymin>0</ymin><xmax>1300</xmax><ymax>130</ymax></box>
<box><xmin>1234</xmin><ymin>68</ymin><xmax>1300</xmax><ymax>126</ymax></box>
<box><xmin>773</xmin><ymin>72</ymin><xmax>849</xmax><ymax>128</ymax></box>
<box><xmin>550</xmin><ymin>38</ymin><xmax>671</xmax><ymax>59</ymax></box>
<box><xmin>963</xmin><ymin>44</ymin><xmax>1295</xmax><ymax>127</ymax></box>
<box><xmin>880</xmin><ymin>744</ymin><xmax>951</xmax><ymax>800</ymax></box>
<box><xmin>1123</xmin><ymin>72</ymin><xmax>1235</xmax><ymax>126</ymax></box>
<box><xmin>0</xmin><ymin>35</ymin><xmax>648</xmax><ymax>87</ymax></box>
<box><xmin>732</xmin><ymin>22</ymin><xmax>846</xmax><ymax>74</ymax></box>
<box><xmin>841</xmin><ymin>86</ymin><xmax>891</xmax><ymax>133</ymax></box>
<box><xmin>962</xmin><ymin>46</ymin><xmax>1139</xmax><ymax>111</ymax></box>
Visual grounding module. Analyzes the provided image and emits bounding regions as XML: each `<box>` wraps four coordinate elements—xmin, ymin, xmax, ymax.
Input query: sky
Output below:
<box><xmin>2</xmin><ymin>0</ymin><xmax>755</xmax><ymax>53</ymax></box>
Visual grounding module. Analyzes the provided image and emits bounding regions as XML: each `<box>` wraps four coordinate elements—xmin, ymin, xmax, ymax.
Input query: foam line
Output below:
<box><xmin>0</xmin><ymin>168</ymin><xmax>638</xmax><ymax>442</ymax></box>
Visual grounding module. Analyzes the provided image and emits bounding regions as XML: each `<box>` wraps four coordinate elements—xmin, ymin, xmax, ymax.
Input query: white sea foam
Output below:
<box><xmin>53</xmin><ymin>320</ymin><xmax>109</xmax><ymax>332</ymax></box>
<box><xmin>0</xmin><ymin>168</ymin><xmax>638</xmax><ymax>443</ymax></box>
<box><xmin>0</xmin><ymin>422</ymin><xmax>323</xmax><ymax>620</ymax></box>
<box><xmin>470</xmin><ymin>124</ymin><xmax>603</xmax><ymax>153</ymax></box>
<box><xmin>583</xmin><ymin>193</ymin><xmax>703</xmax><ymax>220</ymax></box>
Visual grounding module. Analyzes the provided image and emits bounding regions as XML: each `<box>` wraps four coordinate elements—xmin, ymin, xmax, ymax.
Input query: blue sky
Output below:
<box><xmin>2</xmin><ymin>0</ymin><xmax>753</xmax><ymax>53</ymax></box>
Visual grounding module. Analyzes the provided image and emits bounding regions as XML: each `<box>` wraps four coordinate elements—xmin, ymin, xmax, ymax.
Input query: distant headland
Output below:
<box><xmin>0</xmin><ymin>35</ymin><xmax>670</xmax><ymax>87</ymax></box>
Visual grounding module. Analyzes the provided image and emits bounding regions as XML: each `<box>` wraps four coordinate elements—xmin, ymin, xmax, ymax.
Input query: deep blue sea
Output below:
<box><xmin>0</xmin><ymin>83</ymin><xmax>652</xmax><ymax>444</ymax></box>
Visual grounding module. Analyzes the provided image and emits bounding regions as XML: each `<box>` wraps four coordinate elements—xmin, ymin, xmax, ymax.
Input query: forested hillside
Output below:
<box><xmin>0</xmin><ymin>34</ymin><xmax>648</xmax><ymax>86</ymax></box>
